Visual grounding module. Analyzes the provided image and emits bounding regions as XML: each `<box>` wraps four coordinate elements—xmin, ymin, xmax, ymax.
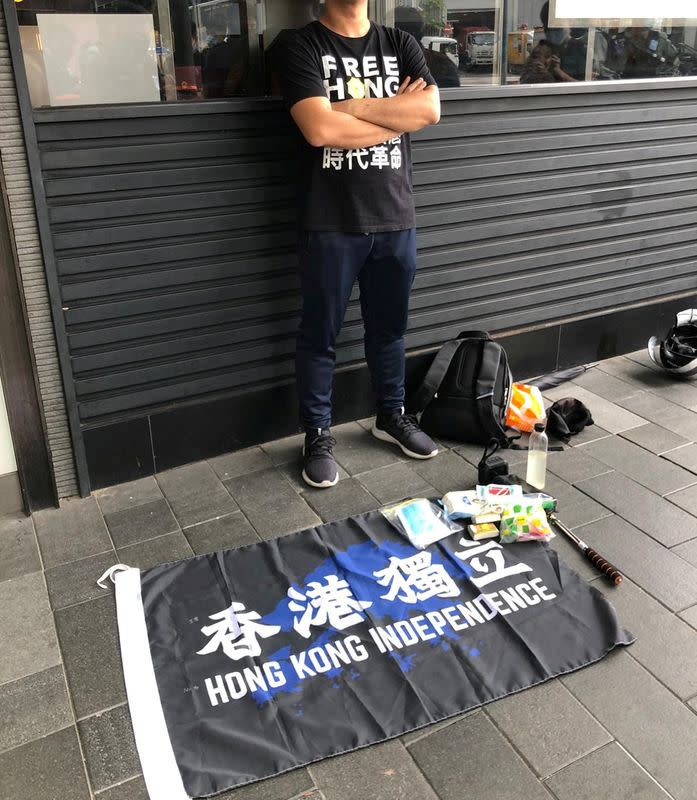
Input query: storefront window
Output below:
<box><xmin>11</xmin><ymin>0</ymin><xmax>697</xmax><ymax>107</ymax></box>
<box><xmin>16</xmin><ymin>0</ymin><xmax>256</xmax><ymax>105</ymax></box>
<box><xmin>505</xmin><ymin>1</ymin><xmax>696</xmax><ymax>83</ymax></box>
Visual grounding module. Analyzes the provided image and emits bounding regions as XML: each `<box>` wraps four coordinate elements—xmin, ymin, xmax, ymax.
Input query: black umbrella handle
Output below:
<box><xmin>584</xmin><ymin>547</ymin><xmax>623</xmax><ymax>585</ymax></box>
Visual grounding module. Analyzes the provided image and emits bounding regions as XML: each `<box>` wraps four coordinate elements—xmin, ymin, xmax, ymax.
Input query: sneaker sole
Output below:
<box><xmin>371</xmin><ymin>425</ymin><xmax>439</xmax><ymax>460</ymax></box>
<box><xmin>301</xmin><ymin>469</ymin><xmax>339</xmax><ymax>489</ymax></box>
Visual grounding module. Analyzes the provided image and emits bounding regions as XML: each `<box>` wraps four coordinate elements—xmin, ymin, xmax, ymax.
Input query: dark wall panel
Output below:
<box><xmin>32</xmin><ymin>86</ymin><xmax>697</xmax><ymax>456</ymax></box>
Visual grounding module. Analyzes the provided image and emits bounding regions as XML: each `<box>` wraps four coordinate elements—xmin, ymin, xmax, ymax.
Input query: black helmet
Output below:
<box><xmin>648</xmin><ymin>309</ymin><xmax>697</xmax><ymax>377</ymax></box>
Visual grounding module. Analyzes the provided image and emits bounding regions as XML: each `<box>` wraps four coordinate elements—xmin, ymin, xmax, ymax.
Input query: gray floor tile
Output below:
<box><xmin>617</xmin><ymin>393</ymin><xmax>697</xmax><ymax>441</ymax></box>
<box><xmin>78</xmin><ymin>704</ymin><xmax>139</xmax><ymax>792</ymax></box>
<box><xmin>545</xmin><ymin>447</ymin><xmax>611</xmax><ymax>485</ymax></box>
<box><xmin>545</xmin><ymin>741</ymin><xmax>671</xmax><ymax>800</ymax></box>
<box><xmin>666</xmin><ymin>484</ymin><xmax>697</xmax><ymax>517</ymax></box>
<box><xmin>355</xmin><ymin>416</ymin><xmax>375</xmax><ymax>431</ymax></box>
<box><xmin>304</xmin><ymin>478</ymin><xmax>378</xmax><ymax>523</ymax></box>
<box><xmin>104</xmin><ymin>499</ymin><xmax>179</xmax><ymax>548</ymax></box>
<box><xmin>94</xmin><ymin>477</ymin><xmax>163</xmax><ymax>516</ymax></box>
<box><xmin>45</xmin><ymin>550</ymin><xmax>118</xmax><ymax>610</ymax></box>
<box><xmin>95</xmin><ymin>775</ymin><xmax>149</xmax><ymax>800</ymax></box>
<box><xmin>623</xmin><ymin>348</ymin><xmax>662</xmax><ymax>369</ymax></box>
<box><xmin>605</xmin><ymin>353</ymin><xmax>697</xmax><ymax>410</ymax></box>
<box><xmin>571</xmin><ymin>368</ymin><xmax>643</xmax><ymax>402</ymax></box>
<box><xmin>400</xmin><ymin>712</ymin><xmax>476</xmax><ymax>747</ymax></box>
<box><xmin>0</xmin><ymin>571</ymin><xmax>59</xmax><ymax>684</ymax></box>
<box><xmin>545</xmin><ymin>385</ymin><xmax>645</xmax><ymax>434</ymax></box>
<box><xmin>224</xmin><ymin>468</ymin><xmax>321</xmax><ymax>539</ymax></box>
<box><xmin>548</xmin><ymin>532</ymin><xmax>599</xmax><ymax>582</ymax></box>
<box><xmin>157</xmin><ymin>461</ymin><xmax>238</xmax><ymax>527</ymax></box>
<box><xmin>55</xmin><ymin>593</ymin><xmax>125</xmax><ymax>719</ymax></box>
<box><xmin>576</xmin><ymin>471</ymin><xmax>697</xmax><ymax>547</ymax></box>
<box><xmin>309</xmin><ymin>740</ymin><xmax>438</xmax><ymax>800</ymax></box>
<box><xmin>594</xmin><ymin>578</ymin><xmax>697</xmax><ymax>700</ymax></box>
<box><xmin>0</xmin><ymin>726</ymin><xmax>90</xmax><ymax>800</ymax></box>
<box><xmin>409</xmin><ymin>711</ymin><xmax>550</xmax><ymax>800</ymax></box>
<box><xmin>671</xmin><ymin>538</ymin><xmax>697</xmax><ymax>569</ymax></box>
<box><xmin>208</xmin><ymin>446</ymin><xmax>274</xmax><ymax>481</ymax></box>
<box><xmin>641</xmin><ymin>376</ymin><xmax>697</xmax><ymax>411</ymax></box>
<box><xmin>563</xmin><ymin>650</ymin><xmax>697</xmax><ymax>800</ymax></box>
<box><xmin>542</xmin><ymin>473</ymin><xmax>612</xmax><ymax>529</ymax></box>
<box><xmin>0</xmin><ymin>665</ymin><xmax>72</xmax><ymax>752</ymax></box>
<box><xmin>260</xmin><ymin>433</ymin><xmax>305</xmax><ymax>466</ymax></box>
<box><xmin>572</xmin><ymin>515</ymin><xmax>697</xmax><ymax>612</ymax></box>
<box><xmin>452</xmin><ymin>441</ymin><xmax>487</xmax><ymax>466</ymax></box>
<box><xmin>117</xmin><ymin>530</ymin><xmax>193</xmax><ymax>570</ymax></box>
<box><xmin>486</xmin><ymin>679</ymin><xmax>611</xmax><ymax>777</ymax></box>
<box><xmin>663</xmin><ymin>443</ymin><xmax>697</xmax><ymax>474</ymax></box>
<box><xmin>0</xmin><ymin>514</ymin><xmax>40</xmax><ymax>583</ymax></box>
<box><xmin>33</xmin><ymin>496</ymin><xmax>112</xmax><ymax>569</ymax></box>
<box><xmin>621</xmin><ymin>424</ymin><xmax>691</xmax><ymax>455</ymax></box>
<box><xmin>595</xmin><ymin>355</ymin><xmax>656</xmax><ymax>385</ymax></box>
<box><xmin>566</xmin><ymin>424</ymin><xmax>612</xmax><ymax>447</ymax></box>
<box><xmin>356</xmin><ymin>462</ymin><xmax>436</xmax><ymax>505</ymax></box>
<box><xmin>582</xmin><ymin>436</ymin><xmax>697</xmax><ymax>496</ymax></box>
<box><xmin>411</xmin><ymin>451</ymin><xmax>478</xmax><ymax>495</ymax></box>
<box><xmin>332</xmin><ymin>422</ymin><xmax>405</xmax><ymax>475</ymax></box>
<box><xmin>183</xmin><ymin>511</ymin><xmax>260</xmax><ymax>555</ymax></box>
<box><xmin>216</xmin><ymin>768</ymin><xmax>315</xmax><ymax>799</ymax></box>
<box><xmin>679</xmin><ymin>604</ymin><xmax>697</xmax><ymax>630</ymax></box>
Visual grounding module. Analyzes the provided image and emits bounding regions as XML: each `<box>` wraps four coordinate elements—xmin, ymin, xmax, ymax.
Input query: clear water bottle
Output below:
<box><xmin>526</xmin><ymin>422</ymin><xmax>548</xmax><ymax>489</ymax></box>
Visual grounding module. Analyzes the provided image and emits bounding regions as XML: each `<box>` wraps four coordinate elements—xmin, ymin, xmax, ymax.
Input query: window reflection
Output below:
<box><xmin>12</xmin><ymin>0</ymin><xmax>697</xmax><ymax>107</ymax></box>
<box><xmin>507</xmin><ymin>0</ymin><xmax>695</xmax><ymax>83</ymax></box>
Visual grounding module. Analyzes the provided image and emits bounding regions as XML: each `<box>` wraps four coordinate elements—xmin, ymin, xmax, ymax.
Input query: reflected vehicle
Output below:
<box><xmin>464</xmin><ymin>31</ymin><xmax>495</xmax><ymax>68</ymax></box>
<box><xmin>421</xmin><ymin>36</ymin><xmax>459</xmax><ymax>68</ymax></box>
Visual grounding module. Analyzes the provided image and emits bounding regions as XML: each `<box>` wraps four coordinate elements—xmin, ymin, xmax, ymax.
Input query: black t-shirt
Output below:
<box><xmin>275</xmin><ymin>21</ymin><xmax>436</xmax><ymax>233</ymax></box>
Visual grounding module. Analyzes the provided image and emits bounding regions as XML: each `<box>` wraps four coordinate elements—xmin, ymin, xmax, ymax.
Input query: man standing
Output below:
<box><xmin>276</xmin><ymin>0</ymin><xmax>441</xmax><ymax>488</ymax></box>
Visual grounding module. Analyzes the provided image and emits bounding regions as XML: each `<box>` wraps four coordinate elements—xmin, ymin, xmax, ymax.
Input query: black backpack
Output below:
<box><xmin>407</xmin><ymin>331</ymin><xmax>513</xmax><ymax>445</ymax></box>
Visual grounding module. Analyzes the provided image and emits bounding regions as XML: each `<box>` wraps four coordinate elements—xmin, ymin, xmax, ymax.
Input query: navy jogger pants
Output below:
<box><xmin>296</xmin><ymin>228</ymin><xmax>417</xmax><ymax>432</ymax></box>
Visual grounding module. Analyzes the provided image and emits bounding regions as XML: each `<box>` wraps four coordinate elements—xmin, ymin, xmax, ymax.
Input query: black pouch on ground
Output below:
<box><xmin>546</xmin><ymin>398</ymin><xmax>594</xmax><ymax>443</ymax></box>
<box><xmin>407</xmin><ymin>331</ymin><xmax>512</xmax><ymax>445</ymax></box>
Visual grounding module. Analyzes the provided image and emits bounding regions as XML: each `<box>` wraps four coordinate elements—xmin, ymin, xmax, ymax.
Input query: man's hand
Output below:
<box><xmin>396</xmin><ymin>76</ymin><xmax>428</xmax><ymax>94</ymax></box>
<box><xmin>333</xmin><ymin>75</ymin><xmax>428</xmax><ymax>117</ymax></box>
<box><xmin>290</xmin><ymin>96</ymin><xmax>401</xmax><ymax>149</ymax></box>
<box><xmin>329</xmin><ymin>77</ymin><xmax>440</xmax><ymax>133</ymax></box>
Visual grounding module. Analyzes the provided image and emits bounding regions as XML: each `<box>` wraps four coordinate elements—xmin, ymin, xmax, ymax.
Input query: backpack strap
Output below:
<box><xmin>474</xmin><ymin>339</ymin><xmax>510</xmax><ymax>444</ymax></box>
<box><xmin>407</xmin><ymin>338</ymin><xmax>463</xmax><ymax>413</ymax></box>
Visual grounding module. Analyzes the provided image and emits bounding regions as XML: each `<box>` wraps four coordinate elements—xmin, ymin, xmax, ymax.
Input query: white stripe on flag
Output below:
<box><xmin>115</xmin><ymin>567</ymin><xmax>190</xmax><ymax>800</ymax></box>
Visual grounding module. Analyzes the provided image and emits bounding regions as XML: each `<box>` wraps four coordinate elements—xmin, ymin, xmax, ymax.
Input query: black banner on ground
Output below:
<box><xmin>113</xmin><ymin>510</ymin><xmax>633</xmax><ymax>799</ymax></box>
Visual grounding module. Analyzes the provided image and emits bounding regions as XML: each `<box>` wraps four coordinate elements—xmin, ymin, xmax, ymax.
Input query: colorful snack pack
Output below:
<box><xmin>476</xmin><ymin>484</ymin><xmax>523</xmax><ymax>504</ymax></box>
<box><xmin>467</xmin><ymin>522</ymin><xmax>499</xmax><ymax>540</ymax></box>
<box><xmin>499</xmin><ymin>503</ymin><xmax>555</xmax><ymax>543</ymax></box>
<box><xmin>522</xmin><ymin>492</ymin><xmax>557</xmax><ymax>512</ymax></box>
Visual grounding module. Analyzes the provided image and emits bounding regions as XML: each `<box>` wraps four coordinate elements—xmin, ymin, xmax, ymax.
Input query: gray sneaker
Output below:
<box><xmin>302</xmin><ymin>429</ymin><xmax>339</xmax><ymax>488</ymax></box>
<box><xmin>372</xmin><ymin>412</ymin><xmax>438</xmax><ymax>459</ymax></box>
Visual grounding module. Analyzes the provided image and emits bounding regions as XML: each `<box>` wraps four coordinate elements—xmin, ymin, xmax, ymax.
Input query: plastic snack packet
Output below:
<box><xmin>476</xmin><ymin>484</ymin><xmax>523</xmax><ymax>504</ymax></box>
<box><xmin>381</xmin><ymin>499</ymin><xmax>462</xmax><ymax>549</ymax></box>
<box><xmin>442</xmin><ymin>490</ymin><xmax>479</xmax><ymax>520</ymax></box>
<box><xmin>499</xmin><ymin>503</ymin><xmax>555</xmax><ymax>543</ymax></box>
<box><xmin>522</xmin><ymin>492</ymin><xmax>557</xmax><ymax>512</ymax></box>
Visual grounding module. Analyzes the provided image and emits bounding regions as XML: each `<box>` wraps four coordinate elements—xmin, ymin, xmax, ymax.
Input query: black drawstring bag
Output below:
<box><xmin>546</xmin><ymin>398</ymin><xmax>594</xmax><ymax>443</ymax></box>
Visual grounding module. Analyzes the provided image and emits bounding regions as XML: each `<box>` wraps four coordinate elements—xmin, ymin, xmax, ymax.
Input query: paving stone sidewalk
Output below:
<box><xmin>3</xmin><ymin>349</ymin><xmax>697</xmax><ymax>800</ymax></box>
